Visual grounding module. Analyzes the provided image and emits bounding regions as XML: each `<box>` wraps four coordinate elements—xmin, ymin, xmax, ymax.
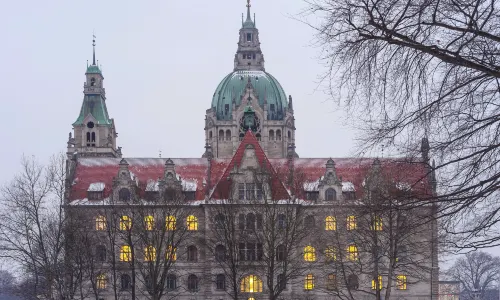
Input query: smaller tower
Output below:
<box><xmin>234</xmin><ymin>0</ymin><xmax>265</xmax><ymax>71</ymax></box>
<box><xmin>67</xmin><ymin>36</ymin><xmax>120</xmax><ymax>158</ymax></box>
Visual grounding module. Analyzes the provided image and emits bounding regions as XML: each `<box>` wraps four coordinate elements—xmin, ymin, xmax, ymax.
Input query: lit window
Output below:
<box><xmin>397</xmin><ymin>275</ymin><xmax>407</xmax><ymax>290</ymax></box>
<box><xmin>97</xmin><ymin>274</ymin><xmax>106</xmax><ymax>289</ymax></box>
<box><xmin>95</xmin><ymin>216</ymin><xmax>106</xmax><ymax>231</ymax></box>
<box><xmin>120</xmin><ymin>245</ymin><xmax>132</xmax><ymax>262</ymax></box>
<box><xmin>166</xmin><ymin>215</ymin><xmax>176</xmax><ymax>231</ymax></box>
<box><xmin>324</xmin><ymin>246</ymin><xmax>336</xmax><ymax>262</ymax></box>
<box><xmin>187</xmin><ymin>215</ymin><xmax>198</xmax><ymax>231</ymax></box>
<box><xmin>346</xmin><ymin>216</ymin><xmax>357</xmax><ymax>230</ymax></box>
<box><xmin>240</xmin><ymin>275</ymin><xmax>263</xmax><ymax>293</ymax></box>
<box><xmin>326</xmin><ymin>274</ymin><xmax>336</xmax><ymax>291</ymax></box>
<box><xmin>371</xmin><ymin>275</ymin><xmax>382</xmax><ymax>290</ymax></box>
<box><xmin>144</xmin><ymin>246</ymin><xmax>156</xmax><ymax>261</ymax></box>
<box><xmin>144</xmin><ymin>215</ymin><xmax>155</xmax><ymax>231</ymax></box>
<box><xmin>304</xmin><ymin>245</ymin><xmax>316</xmax><ymax>262</ymax></box>
<box><xmin>166</xmin><ymin>245</ymin><xmax>177</xmax><ymax>261</ymax></box>
<box><xmin>347</xmin><ymin>244</ymin><xmax>358</xmax><ymax>261</ymax></box>
<box><xmin>120</xmin><ymin>216</ymin><xmax>131</xmax><ymax>231</ymax></box>
<box><xmin>325</xmin><ymin>216</ymin><xmax>336</xmax><ymax>230</ymax></box>
<box><xmin>371</xmin><ymin>216</ymin><xmax>383</xmax><ymax>231</ymax></box>
<box><xmin>304</xmin><ymin>274</ymin><xmax>314</xmax><ymax>290</ymax></box>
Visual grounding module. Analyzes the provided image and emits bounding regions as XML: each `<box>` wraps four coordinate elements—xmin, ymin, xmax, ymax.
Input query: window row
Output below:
<box><xmin>305</xmin><ymin>190</ymin><xmax>356</xmax><ymax>201</ymax></box>
<box><xmin>90</xmin><ymin>187</ymin><xmax>196</xmax><ymax>202</ymax></box>
<box><xmin>238</xmin><ymin>183</ymin><xmax>264</xmax><ymax>200</ymax></box>
<box><xmin>303</xmin><ymin>274</ymin><xmax>408</xmax><ymax>291</ymax></box>
<box><xmin>96</xmin><ymin>273</ymin><xmax>203</xmax><ymax>292</ymax></box>
<box><xmin>95</xmin><ymin>215</ymin><xmax>199</xmax><ymax>231</ymax></box>
<box><xmin>303</xmin><ymin>244</ymin><xmax>358</xmax><ymax>262</ymax></box>
<box><xmin>305</xmin><ymin>215</ymin><xmax>383</xmax><ymax>231</ymax></box>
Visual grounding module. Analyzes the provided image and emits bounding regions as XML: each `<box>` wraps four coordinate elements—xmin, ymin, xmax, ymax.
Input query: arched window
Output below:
<box><xmin>144</xmin><ymin>246</ymin><xmax>156</xmax><ymax>261</ymax></box>
<box><xmin>288</xmin><ymin>130</ymin><xmax>291</xmax><ymax>139</ymax></box>
<box><xmin>216</xmin><ymin>274</ymin><xmax>226</xmax><ymax>290</ymax></box>
<box><xmin>325</xmin><ymin>216</ymin><xmax>336</xmax><ymax>231</ymax></box>
<box><xmin>96</xmin><ymin>245</ymin><xmax>106</xmax><ymax>262</ymax></box>
<box><xmin>187</xmin><ymin>245</ymin><xmax>198</xmax><ymax>262</ymax></box>
<box><xmin>166</xmin><ymin>245</ymin><xmax>177</xmax><ymax>261</ymax></box>
<box><xmin>277</xmin><ymin>214</ymin><xmax>286</xmax><ymax>229</ymax></box>
<box><xmin>396</xmin><ymin>275</ymin><xmax>407</xmax><ymax>290</ymax></box>
<box><xmin>187</xmin><ymin>274</ymin><xmax>198</xmax><ymax>292</ymax></box>
<box><xmin>246</xmin><ymin>213</ymin><xmax>255</xmax><ymax>230</ymax></box>
<box><xmin>347</xmin><ymin>244</ymin><xmax>358</xmax><ymax>261</ymax></box>
<box><xmin>120</xmin><ymin>245</ymin><xmax>132</xmax><ymax>262</ymax></box>
<box><xmin>144</xmin><ymin>215</ymin><xmax>155</xmax><ymax>231</ymax></box>
<box><xmin>166</xmin><ymin>274</ymin><xmax>177</xmax><ymax>291</ymax></box>
<box><xmin>304</xmin><ymin>215</ymin><xmax>315</xmax><ymax>228</ymax></box>
<box><xmin>372</xmin><ymin>275</ymin><xmax>382</xmax><ymax>290</ymax></box>
<box><xmin>219</xmin><ymin>130</ymin><xmax>224</xmax><ymax>141</ymax></box>
<box><xmin>324</xmin><ymin>246</ymin><xmax>336</xmax><ymax>262</ymax></box>
<box><xmin>209</xmin><ymin>131</ymin><xmax>213</xmax><ymax>139</ymax></box>
<box><xmin>91</xmin><ymin>132</ymin><xmax>96</xmax><ymax>142</ymax></box>
<box><xmin>347</xmin><ymin>274</ymin><xmax>359</xmax><ymax>290</ymax></box>
<box><xmin>121</xmin><ymin>274</ymin><xmax>131</xmax><ymax>290</ymax></box>
<box><xmin>120</xmin><ymin>216</ymin><xmax>131</xmax><ymax>231</ymax></box>
<box><xmin>240</xmin><ymin>275</ymin><xmax>263</xmax><ymax>293</ymax></box>
<box><xmin>304</xmin><ymin>274</ymin><xmax>314</xmax><ymax>290</ymax></box>
<box><xmin>86</xmin><ymin>132</ymin><xmax>91</xmax><ymax>142</ymax></box>
<box><xmin>276</xmin><ymin>244</ymin><xmax>285</xmax><ymax>261</ymax></box>
<box><xmin>238</xmin><ymin>214</ymin><xmax>245</xmax><ymax>230</ymax></box>
<box><xmin>325</xmin><ymin>188</ymin><xmax>336</xmax><ymax>201</ymax></box>
<box><xmin>95</xmin><ymin>216</ymin><xmax>106</xmax><ymax>231</ymax></box>
<box><xmin>166</xmin><ymin>215</ymin><xmax>176</xmax><ymax>231</ymax></box>
<box><xmin>119</xmin><ymin>188</ymin><xmax>131</xmax><ymax>201</ymax></box>
<box><xmin>277</xmin><ymin>273</ymin><xmax>286</xmax><ymax>290</ymax></box>
<box><xmin>225</xmin><ymin>130</ymin><xmax>231</xmax><ymax>141</ymax></box>
<box><xmin>276</xmin><ymin>130</ymin><xmax>282</xmax><ymax>141</ymax></box>
<box><xmin>97</xmin><ymin>274</ymin><xmax>106</xmax><ymax>289</ymax></box>
<box><xmin>144</xmin><ymin>275</ymin><xmax>153</xmax><ymax>292</ymax></box>
<box><xmin>326</xmin><ymin>274</ymin><xmax>337</xmax><ymax>291</ymax></box>
<box><xmin>269</xmin><ymin>130</ymin><xmax>275</xmax><ymax>141</ymax></box>
<box><xmin>90</xmin><ymin>77</ymin><xmax>96</xmax><ymax>86</ymax></box>
<box><xmin>215</xmin><ymin>214</ymin><xmax>225</xmax><ymax>229</ymax></box>
<box><xmin>372</xmin><ymin>216</ymin><xmax>383</xmax><ymax>231</ymax></box>
<box><xmin>304</xmin><ymin>245</ymin><xmax>316</xmax><ymax>262</ymax></box>
<box><xmin>346</xmin><ymin>216</ymin><xmax>357</xmax><ymax>230</ymax></box>
<box><xmin>187</xmin><ymin>215</ymin><xmax>198</xmax><ymax>231</ymax></box>
<box><xmin>215</xmin><ymin>245</ymin><xmax>226</xmax><ymax>261</ymax></box>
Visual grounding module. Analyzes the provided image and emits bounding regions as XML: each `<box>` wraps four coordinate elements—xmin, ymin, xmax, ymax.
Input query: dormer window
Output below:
<box><xmin>246</xmin><ymin>33</ymin><xmax>252</xmax><ymax>42</ymax></box>
<box><xmin>183</xmin><ymin>191</ymin><xmax>196</xmax><ymax>201</ymax></box>
<box><xmin>325</xmin><ymin>188</ymin><xmax>337</xmax><ymax>201</ymax></box>
<box><xmin>88</xmin><ymin>182</ymin><xmax>105</xmax><ymax>200</ymax></box>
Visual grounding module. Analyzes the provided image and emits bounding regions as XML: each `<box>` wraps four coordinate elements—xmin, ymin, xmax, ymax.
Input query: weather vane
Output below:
<box><xmin>247</xmin><ymin>0</ymin><xmax>251</xmax><ymax>8</ymax></box>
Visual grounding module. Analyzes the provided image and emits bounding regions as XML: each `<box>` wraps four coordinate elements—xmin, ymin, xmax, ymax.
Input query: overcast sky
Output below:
<box><xmin>0</xmin><ymin>0</ymin><xmax>357</xmax><ymax>185</ymax></box>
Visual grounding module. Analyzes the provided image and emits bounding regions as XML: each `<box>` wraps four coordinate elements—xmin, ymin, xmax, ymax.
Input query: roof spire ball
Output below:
<box><xmin>243</xmin><ymin>0</ymin><xmax>255</xmax><ymax>28</ymax></box>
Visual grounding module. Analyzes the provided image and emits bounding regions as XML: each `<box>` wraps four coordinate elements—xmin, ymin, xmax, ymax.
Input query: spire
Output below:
<box><xmin>246</xmin><ymin>0</ymin><xmax>252</xmax><ymax>22</ymax></box>
<box><xmin>92</xmin><ymin>34</ymin><xmax>96</xmax><ymax>66</ymax></box>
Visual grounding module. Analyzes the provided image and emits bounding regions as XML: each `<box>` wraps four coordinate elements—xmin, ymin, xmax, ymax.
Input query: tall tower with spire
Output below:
<box><xmin>234</xmin><ymin>0</ymin><xmax>265</xmax><ymax>71</ymax></box>
<box><xmin>66</xmin><ymin>36</ymin><xmax>121</xmax><ymax>158</ymax></box>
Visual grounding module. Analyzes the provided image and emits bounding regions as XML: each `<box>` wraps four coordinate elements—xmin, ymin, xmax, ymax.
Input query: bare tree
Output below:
<box><xmin>303</xmin><ymin>0</ymin><xmax>500</xmax><ymax>249</ymax></box>
<box><xmin>447</xmin><ymin>251</ymin><xmax>500</xmax><ymax>299</ymax></box>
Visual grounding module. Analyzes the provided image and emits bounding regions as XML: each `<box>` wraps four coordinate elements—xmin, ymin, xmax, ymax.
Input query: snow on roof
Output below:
<box><xmin>396</xmin><ymin>181</ymin><xmax>412</xmax><ymax>191</ymax></box>
<box><xmin>182</xmin><ymin>179</ymin><xmax>198</xmax><ymax>192</ymax></box>
<box><xmin>342</xmin><ymin>181</ymin><xmax>355</xmax><ymax>192</ymax></box>
<box><xmin>303</xmin><ymin>180</ymin><xmax>320</xmax><ymax>192</ymax></box>
<box><xmin>146</xmin><ymin>179</ymin><xmax>159</xmax><ymax>192</ymax></box>
<box><xmin>87</xmin><ymin>182</ymin><xmax>105</xmax><ymax>192</ymax></box>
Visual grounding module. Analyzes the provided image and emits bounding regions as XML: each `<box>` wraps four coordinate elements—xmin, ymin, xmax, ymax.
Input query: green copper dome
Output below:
<box><xmin>86</xmin><ymin>65</ymin><xmax>102</xmax><ymax>74</ymax></box>
<box><xmin>212</xmin><ymin>70</ymin><xmax>288</xmax><ymax>120</ymax></box>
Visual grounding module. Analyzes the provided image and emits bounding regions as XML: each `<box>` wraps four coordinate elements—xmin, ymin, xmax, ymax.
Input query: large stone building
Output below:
<box><xmin>64</xmin><ymin>2</ymin><xmax>439</xmax><ymax>300</ymax></box>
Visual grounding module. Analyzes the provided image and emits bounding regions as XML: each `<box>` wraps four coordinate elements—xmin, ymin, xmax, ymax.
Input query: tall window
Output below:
<box><xmin>269</xmin><ymin>130</ymin><xmax>275</xmax><ymax>141</ymax></box>
<box><xmin>347</xmin><ymin>244</ymin><xmax>358</xmax><ymax>261</ymax></box>
<box><xmin>325</xmin><ymin>216</ymin><xmax>336</xmax><ymax>230</ymax></box>
<box><xmin>246</xmin><ymin>183</ymin><xmax>255</xmax><ymax>199</ymax></box>
<box><xmin>144</xmin><ymin>246</ymin><xmax>156</xmax><ymax>261</ymax></box>
<box><xmin>119</xmin><ymin>188</ymin><xmax>131</xmax><ymax>201</ymax></box>
<box><xmin>121</xmin><ymin>274</ymin><xmax>131</xmax><ymax>290</ymax></box>
<box><xmin>347</xmin><ymin>274</ymin><xmax>359</xmax><ymax>290</ymax></box>
<box><xmin>304</xmin><ymin>245</ymin><xmax>316</xmax><ymax>262</ymax></box>
<box><xmin>246</xmin><ymin>33</ymin><xmax>252</xmax><ymax>42</ymax></box>
<box><xmin>372</xmin><ymin>275</ymin><xmax>382</xmax><ymax>290</ymax></box>
<box><xmin>120</xmin><ymin>245</ymin><xmax>132</xmax><ymax>262</ymax></box>
<box><xmin>346</xmin><ymin>216</ymin><xmax>357</xmax><ymax>230</ymax></box>
<box><xmin>324</xmin><ymin>246</ymin><xmax>336</xmax><ymax>262</ymax></box>
<box><xmin>166</xmin><ymin>245</ymin><xmax>177</xmax><ymax>261</ymax></box>
<box><xmin>214</xmin><ymin>213</ymin><xmax>225</xmax><ymax>229</ymax></box>
<box><xmin>372</xmin><ymin>216</ymin><xmax>383</xmax><ymax>231</ymax></box>
<box><xmin>95</xmin><ymin>216</ymin><xmax>106</xmax><ymax>231</ymax></box>
<box><xmin>97</xmin><ymin>274</ymin><xmax>106</xmax><ymax>289</ymax></box>
<box><xmin>276</xmin><ymin>244</ymin><xmax>285</xmax><ymax>261</ymax></box>
<box><xmin>304</xmin><ymin>274</ymin><xmax>314</xmax><ymax>290</ymax></box>
<box><xmin>120</xmin><ymin>216</ymin><xmax>131</xmax><ymax>231</ymax></box>
<box><xmin>166</xmin><ymin>215</ymin><xmax>176</xmax><ymax>231</ymax></box>
<box><xmin>238</xmin><ymin>214</ymin><xmax>245</xmax><ymax>230</ymax></box>
<box><xmin>96</xmin><ymin>245</ymin><xmax>106</xmax><ymax>262</ymax></box>
<box><xmin>187</xmin><ymin>215</ymin><xmax>198</xmax><ymax>231</ymax></box>
<box><xmin>187</xmin><ymin>245</ymin><xmax>198</xmax><ymax>262</ymax></box>
<box><xmin>277</xmin><ymin>214</ymin><xmax>286</xmax><ymax>229</ymax></box>
<box><xmin>276</xmin><ymin>130</ymin><xmax>282</xmax><ymax>141</ymax></box>
<box><xmin>216</xmin><ymin>274</ymin><xmax>226</xmax><ymax>290</ymax></box>
<box><xmin>326</xmin><ymin>274</ymin><xmax>337</xmax><ymax>291</ymax></box>
<box><xmin>91</xmin><ymin>132</ymin><xmax>96</xmax><ymax>143</ymax></box>
<box><xmin>187</xmin><ymin>274</ymin><xmax>198</xmax><ymax>292</ymax></box>
<box><xmin>277</xmin><ymin>273</ymin><xmax>286</xmax><ymax>290</ymax></box>
<box><xmin>225</xmin><ymin>130</ymin><xmax>231</xmax><ymax>141</ymax></box>
<box><xmin>144</xmin><ymin>215</ymin><xmax>155</xmax><ymax>231</ymax></box>
<box><xmin>219</xmin><ymin>129</ymin><xmax>224</xmax><ymax>141</ymax></box>
<box><xmin>239</xmin><ymin>183</ymin><xmax>245</xmax><ymax>200</ymax></box>
<box><xmin>240</xmin><ymin>275</ymin><xmax>263</xmax><ymax>293</ymax></box>
<box><xmin>397</xmin><ymin>275</ymin><xmax>407</xmax><ymax>290</ymax></box>
<box><xmin>166</xmin><ymin>274</ymin><xmax>177</xmax><ymax>291</ymax></box>
<box><xmin>246</xmin><ymin>213</ymin><xmax>256</xmax><ymax>230</ymax></box>
<box><xmin>215</xmin><ymin>245</ymin><xmax>226</xmax><ymax>261</ymax></box>
<box><xmin>325</xmin><ymin>188</ymin><xmax>336</xmax><ymax>201</ymax></box>
<box><xmin>239</xmin><ymin>243</ymin><xmax>263</xmax><ymax>261</ymax></box>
